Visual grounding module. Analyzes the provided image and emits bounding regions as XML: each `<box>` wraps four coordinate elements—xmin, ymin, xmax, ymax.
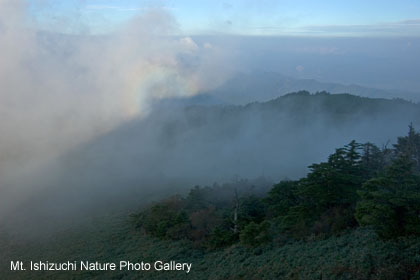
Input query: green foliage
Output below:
<box><xmin>302</xmin><ymin>140</ymin><xmax>364</xmax><ymax>208</ymax></box>
<box><xmin>206</xmin><ymin>226</ymin><xmax>237</xmax><ymax>249</ymax></box>
<box><xmin>312</xmin><ymin>205</ymin><xmax>357</xmax><ymax>235</ymax></box>
<box><xmin>4</xmin><ymin>223</ymin><xmax>420</xmax><ymax>280</ymax></box>
<box><xmin>264</xmin><ymin>180</ymin><xmax>299</xmax><ymax>218</ymax></box>
<box><xmin>239</xmin><ymin>221</ymin><xmax>271</xmax><ymax>246</ymax></box>
<box><xmin>355</xmin><ymin>126</ymin><xmax>420</xmax><ymax>239</ymax></box>
<box><xmin>271</xmin><ymin>140</ymin><xmax>366</xmax><ymax>237</ymax></box>
<box><xmin>394</xmin><ymin>123</ymin><xmax>420</xmax><ymax>172</ymax></box>
<box><xmin>134</xmin><ymin>185</ymin><xmax>265</xmax><ymax>249</ymax></box>
<box><xmin>136</xmin><ymin>195</ymin><xmax>190</xmax><ymax>240</ymax></box>
<box><xmin>360</xmin><ymin>142</ymin><xmax>385</xmax><ymax>178</ymax></box>
<box><xmin>356</xmin><ymin>155</ymin><xmax>420</xmax><ymax>239</ymax></box>
<box><xmin>238</xmin><ymin>195</ymin><xmax>266</xmax><ymax>227</ymax></box>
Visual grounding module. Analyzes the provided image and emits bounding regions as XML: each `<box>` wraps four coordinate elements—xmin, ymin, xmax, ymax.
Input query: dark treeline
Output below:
<box><xmin>133</xmin><ymin>125</ymin><xmax>420</xmax><ymax>248</ymax></box>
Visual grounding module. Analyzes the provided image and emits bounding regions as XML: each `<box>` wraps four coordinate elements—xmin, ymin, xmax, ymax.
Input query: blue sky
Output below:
<box><xmin>27</xmin><ymin>0</ymin><xmax>420</xmax><ymax>36</ymax></box>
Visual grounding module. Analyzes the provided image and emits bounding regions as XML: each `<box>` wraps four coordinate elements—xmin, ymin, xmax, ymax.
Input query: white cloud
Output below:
<box><xmin>0</xmin><ymin>0</ymin><xmax>233</xmax><ymax>219</ymax></box>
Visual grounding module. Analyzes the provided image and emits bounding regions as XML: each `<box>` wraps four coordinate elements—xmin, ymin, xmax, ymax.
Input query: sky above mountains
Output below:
<box><xmin>27</xmin><ymin>0</ymin><xmax>420</xmax><ymax>36</ymax></box>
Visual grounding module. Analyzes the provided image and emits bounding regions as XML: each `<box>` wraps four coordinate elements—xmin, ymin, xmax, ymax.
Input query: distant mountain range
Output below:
<box><xmin>197</xmin><ymin>72</ymin><xmax>419</xmax><ymax>105</ymax></box>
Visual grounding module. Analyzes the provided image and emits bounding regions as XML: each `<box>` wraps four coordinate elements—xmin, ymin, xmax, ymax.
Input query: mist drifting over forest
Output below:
<box><xmin>1</xmin><ymin>0</ymin><xmax>420</xmax><ymax>234</ymax></box>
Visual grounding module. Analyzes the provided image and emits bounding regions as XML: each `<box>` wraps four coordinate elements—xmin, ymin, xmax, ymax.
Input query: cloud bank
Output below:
<box><xmin>0</xmin><ymin>0</ymin><xmax>232</xmax><ymax>220</ymax></box>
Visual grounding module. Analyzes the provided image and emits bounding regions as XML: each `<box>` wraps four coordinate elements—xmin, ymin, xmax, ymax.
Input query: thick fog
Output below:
<box><xmin>1</xmin><ymin>1</ymin><xmax>420</xmax><ymax>233</ymax></box>
<box><xmin>0</xmin><ymin>0</ymin><xmax>233</xmax><ymax>227</ymax></box>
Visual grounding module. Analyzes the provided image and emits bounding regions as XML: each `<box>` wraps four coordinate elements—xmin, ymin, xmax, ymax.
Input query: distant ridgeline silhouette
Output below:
<box><xmin>201</xmin><ymin>72</ymin><xmax>419</xmax><ymax>104</ymax></box>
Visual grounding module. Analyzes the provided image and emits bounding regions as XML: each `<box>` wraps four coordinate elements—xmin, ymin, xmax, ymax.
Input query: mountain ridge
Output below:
<box><xmin>198</xmin><ymin>72</ymin><xmax>420</xmax><ymax>105</ymax></box>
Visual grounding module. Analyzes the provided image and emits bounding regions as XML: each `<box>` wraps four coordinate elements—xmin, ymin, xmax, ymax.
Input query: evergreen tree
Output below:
<box><xmin>394</xmin><ymin>123</ymin><xmax>420</xmax><ymax>173</ymax></box>
<box><xmin>360</xmin><ymin>142</ymin><xmax>384</xmax><ymax>179</ymax></box>
<box><xmin>276</xmin><ymin>141</ymin><xmax>364</xmax><ymax>236</ymax></box>
<box><xmin>300</xmin><ymin>141</ymin><xmax>364</xmax><ymax>210</ymax></box>
<box><xmin>356</xmin><ymin>155</ymin><xmax>420</xmax><ymax>238</ymax></box>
